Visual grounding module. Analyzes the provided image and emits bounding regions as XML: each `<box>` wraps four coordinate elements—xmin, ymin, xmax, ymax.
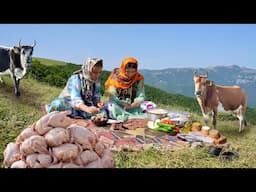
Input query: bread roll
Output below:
<box><xmin>191</xmin><ymin>122</ymin><xmax>202</xmax><ymax>131</ymax></box>
<box><xmin>209</xmin><ymin>129</ymin><xmax>220</xmax><ymax>139</ymax></box>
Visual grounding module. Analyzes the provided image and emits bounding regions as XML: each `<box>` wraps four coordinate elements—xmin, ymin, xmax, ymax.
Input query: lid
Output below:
<box><xmin>147</xmin><ymin>108</ymin><xmax>168</xmax><ymax>115</ymax></box>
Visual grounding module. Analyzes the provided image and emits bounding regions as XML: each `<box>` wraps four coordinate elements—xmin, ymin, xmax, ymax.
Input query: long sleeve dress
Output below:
<box><xmin>47</xmin><ymin>73</ymin><xmax>101</xmax><ymax>119</ymax></box>
<box><xmin>106</xmin><ymin>79</ymin><xmax>147</xmax><ymax>121</ymax></box>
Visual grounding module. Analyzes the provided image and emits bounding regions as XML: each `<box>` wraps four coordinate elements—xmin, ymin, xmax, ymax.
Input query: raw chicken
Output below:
<box><xmin>11</xmin><ymin>160</ymin><xmax>26</xmax><ymax>168</ymax></box>
<box><xmin>4</xmin><ymin>109</ymin><xmax>115</xmax><ymax>168</ymax></box>
<box><xmin>26</xmin><ymin>153</ymin><xmax>55</xmax><ymax>168</ymax></box>
<box><xmin>3</xmin><ymin>142</ymin><xmax>22</xmax><ymax>168</ymax></box>
<box><xmin>16</xmin><ymin>127</ymin><xmax>38</xmax><ymax>144</ymax></box>
<box><xmin>45</xmin><ymin>128</ymin><xmax>70</xmax><ymax>147</ymax></box>
<box><xmin>52</xmin><ymin>143</ymin><xmax>80</xmax><ymax>162</ymax></box>
<box><xmin>84</xmin><ymin>158</ymin><xmax>103</xmax><ymax>168</ymax></box>
<box><xmin>101</xmin><ymin>149</ymin><xmax>115</xmax><ymax>168</ymax></box>
<box><xmin>68</xmin><ymin>125</ymin><xmax>97</xmax><ymax>150</ymax></box>
<box><xmin>26</xmin><ymin>154</ymin><xmax>43</xmax><ymax>168</ymax></box>
<box><xmin>75</xmin><ymin>150</ymin><xmax>99</xmax><ymax>166</ymax></box>
<box><xmin>94</xmin><ymin>142</ymin><xmax>105</xmax><ymax>157</ymax></box>
<box><xmin>35</xmin><ymin>112</ymin><xmax>57</xmax><ymax>135</ymax></box>
<box><xmin>20</xmin><ymin>135</ymin><xmax>49</xmax><ymax>155</ymax></box>
<box><xmin>47</xmin><ymin>111</ymin><xmax>72</xmax><ymax>128</ymax></box>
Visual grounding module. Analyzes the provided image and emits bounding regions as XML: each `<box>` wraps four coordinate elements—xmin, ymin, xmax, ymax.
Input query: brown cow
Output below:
<box><xmin>193</xmin><ymin>71</ymin><xmax>247</xmax><ymax>132</ymax></box>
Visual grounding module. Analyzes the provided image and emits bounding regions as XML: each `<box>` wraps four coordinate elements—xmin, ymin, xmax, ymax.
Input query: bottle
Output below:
<box><xmin>181</xmin><ymin>121</ymin><xmax>191</xmax><ymax>134</ymax></box>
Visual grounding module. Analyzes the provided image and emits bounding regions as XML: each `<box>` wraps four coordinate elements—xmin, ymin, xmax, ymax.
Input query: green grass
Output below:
<box><xmin>0</xmin><ymin>76</ymin><xmax>61</xmax><ymax>165</ymax></box>
<box><xmin>1</xmin><ymin>57</ymin><xmax>256</xmax><ymax>168</ymax></box>
<box><xmin>33</xmin><ymin>57</ymin><xmax>77</xmax><ymax>66</ymax></box>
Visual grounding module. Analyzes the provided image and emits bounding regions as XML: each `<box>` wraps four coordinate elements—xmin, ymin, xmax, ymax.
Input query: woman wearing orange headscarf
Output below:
<box><xmin>105</xmin><ymin>57</ymin><xmax>147</xmax><ymax>121</ymax></box>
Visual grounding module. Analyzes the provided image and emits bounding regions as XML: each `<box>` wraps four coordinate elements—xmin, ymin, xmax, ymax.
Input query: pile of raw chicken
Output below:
<box><xmin>3</xmin><ymin>111</ymin><xmax>114</xmax><ymax>168</ymax></box>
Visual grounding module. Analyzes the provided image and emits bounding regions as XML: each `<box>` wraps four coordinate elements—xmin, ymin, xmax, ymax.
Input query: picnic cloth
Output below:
<box><xmin>68</xmin><ymin>118</ymin><xmax>190</xmax><ymax>152</ymax></box>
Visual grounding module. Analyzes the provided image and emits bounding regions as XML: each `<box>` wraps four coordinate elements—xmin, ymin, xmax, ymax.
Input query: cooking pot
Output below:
<box><xmin>147</xmin><ymin>108</ymin><xmax>168</xmax><ymax>121</ymax></box>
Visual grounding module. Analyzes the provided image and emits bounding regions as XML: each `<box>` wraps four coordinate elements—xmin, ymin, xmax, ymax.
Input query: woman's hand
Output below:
<box><xmin>87</xmin><ymin>106</ymin><xmax>100</xmax><ymax>114</ymax></box>
<box><xmin>79</xmin><ymin>104</ymin><xmax>100</xmax><ymax>114</ymax></box>
<box><xmin>97</xmin><ymin>102</ymin><xmax>104</xmax><ymax>110</ymax></box>
<box><xmin>122</xmin><ymin>102</ymin><xmax>132</xmax><ymax>109</ymax></box>
<box><xmin>122</xmin><ymin>101</ymin><xmax>142</xmax><ymax>109</ymax></box>
<box><xmin>125</xmin><ymin>101</ymin><xmax>142</xmax><ymax>109</ymax></box>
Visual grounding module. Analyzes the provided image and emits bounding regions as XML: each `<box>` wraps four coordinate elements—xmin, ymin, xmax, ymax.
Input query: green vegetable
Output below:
<box><xmin>155</xmin><ymin>127</ymin><xmax>176</xmax><ymax>133</ymax></box>
<box><xmin>155</xmin><ymin>127</ymin><xmax>170</xmax><ymax>132</ymax></box>
<box><xmin>157</xmin><ymin>122</ymin><xmax>175</xmax><ymax>130</ymax></box>
<box><xmin>155</xmin><ymin>122</ymin><xmax>176</xmax><ymax>133</ymax></box>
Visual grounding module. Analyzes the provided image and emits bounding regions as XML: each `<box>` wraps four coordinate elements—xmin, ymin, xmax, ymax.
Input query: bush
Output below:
<box><xmin>28</xmin><ymin>60</ymin><xmax>111</xmax><ymax>95</ymax></box>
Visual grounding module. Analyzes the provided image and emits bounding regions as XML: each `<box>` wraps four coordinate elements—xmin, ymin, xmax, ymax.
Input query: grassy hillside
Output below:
<box><xmin>33</xmin><ymin>57</ymin><xmax>75</xmax><ymax>66</ymax></box>
<box><xmin>29</xmin><ymin>58</ymin><xmax>256</xmax><ymax>125</ymax></box>
<box><xmin>1</xmin><ymin>58</ymin><xmax>256</xmax><ymax>168</ymax></box>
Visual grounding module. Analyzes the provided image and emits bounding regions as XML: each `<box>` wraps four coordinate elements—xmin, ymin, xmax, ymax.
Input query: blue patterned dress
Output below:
<box><xmin>47</xmin><ymin>73</ymin><xmax>101</xmax><ymax>119</ymax></box>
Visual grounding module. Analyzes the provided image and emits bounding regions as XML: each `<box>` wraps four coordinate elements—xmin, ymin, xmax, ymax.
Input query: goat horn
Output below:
<box><xmin>194</xmin><ymin>70</ymin><xmax>198</xmax><ymax>76</ymax></box>
<box><xmin>19</xmin><ymin>39</ymin><xmax>22</xmax><ymax>47</ymax></box>
<box><xmin>32</xmin><ymin>40</ymin><xmax>36</xmax><ymax>48</ymax></box>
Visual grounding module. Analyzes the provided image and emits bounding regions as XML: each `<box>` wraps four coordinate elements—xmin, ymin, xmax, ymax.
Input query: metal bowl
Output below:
<box><xmin>146</xmin><ymin>108</ymin><xmax>168</xmax><ymax>121</ymax></box>
<box><xmin>92</xmin><ymin>119</ymin><xmax>108</xmax><ymax>126</ymax></box>
<box><xmin>91</xmin><ymin>116</ymin><xmax>108</xmax><ymax>126</ymax></box>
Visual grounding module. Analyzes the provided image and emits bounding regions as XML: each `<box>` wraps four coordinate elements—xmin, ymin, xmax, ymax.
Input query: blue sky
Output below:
<box><xmin>1</xmin><ymin>24</ymin><xmax>256</xmax><ymax>70</ymax></box>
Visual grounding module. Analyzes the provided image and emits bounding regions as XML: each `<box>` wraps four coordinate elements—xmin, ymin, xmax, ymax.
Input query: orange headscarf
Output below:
<box><xmin>105</xmin><ymin>57</ymin><xmax>144</xmax><ymax>94</ymax></box>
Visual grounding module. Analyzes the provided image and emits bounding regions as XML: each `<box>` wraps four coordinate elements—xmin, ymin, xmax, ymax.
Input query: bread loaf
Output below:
<box><xmin>191</xmin><ymin>122</ymin><xmax>202</xmax><ymax>131</ymax></box>
<box><xmin>209</xmin><ymin>129</ymin><xmax>220</xmax><ymax>139</ymax></box>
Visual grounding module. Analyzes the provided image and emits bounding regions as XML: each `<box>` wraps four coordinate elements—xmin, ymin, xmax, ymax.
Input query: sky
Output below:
<box><xmin>0</xmin><ymin>24</ymin><xmax>256</xmax><ymax>70</ymax></box>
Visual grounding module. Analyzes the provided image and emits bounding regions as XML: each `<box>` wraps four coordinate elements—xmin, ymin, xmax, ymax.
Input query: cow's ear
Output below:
<box><xmin>206</xmin><ymin>80</ymin><xmax>214</xmax><ymax>87</ymax></box>
<box><xmin>13</xmin><ymin>46</ymin><xmax>21</xmax><ymax>54</ymax></box>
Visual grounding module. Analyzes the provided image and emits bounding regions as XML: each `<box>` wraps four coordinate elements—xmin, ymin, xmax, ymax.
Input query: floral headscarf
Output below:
<box><xmin>73</xmin><ymin>58</ymin><xmax>103</xmax><ymax>97</ymax></box>
<box><xmin>80</xmin><ymin>58</ymin><xmax>103</xmax><ymax>83</ymax></box>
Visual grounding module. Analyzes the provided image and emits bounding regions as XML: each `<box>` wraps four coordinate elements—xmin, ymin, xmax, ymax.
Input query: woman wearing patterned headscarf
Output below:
<box><xmin>46</xmin><ymin>58</ymin><xmax>104</xmax><ymax>119</ymax></box>
<box><xmin>105</xmin><ymin>57</ymin><xmax>147</xmax><ymax>121</ymax></box>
